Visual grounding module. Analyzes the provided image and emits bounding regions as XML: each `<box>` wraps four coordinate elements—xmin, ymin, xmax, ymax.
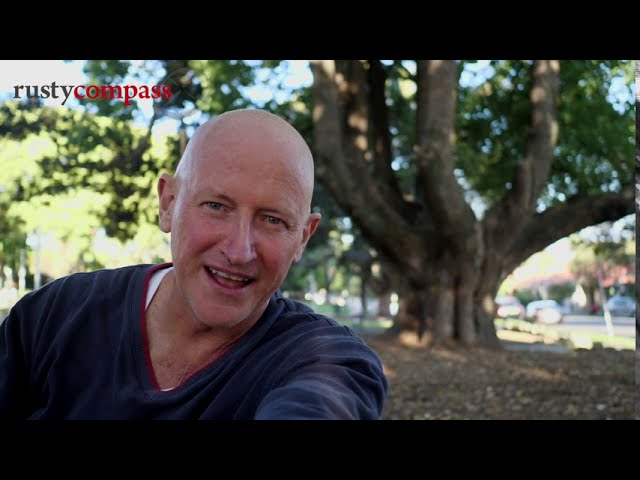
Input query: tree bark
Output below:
<box><xmin>376</xmin><ymin>291</ymin><xmax>391</xmax><ymax>317</ymax></box>
<box><xmin>360</xmin><ymin>272</ymin><xmax>368</xmax><ymax>319</ymax></box>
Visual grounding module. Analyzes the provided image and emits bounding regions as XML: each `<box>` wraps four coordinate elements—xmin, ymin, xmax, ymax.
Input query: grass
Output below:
<box><xmin>337</xmin><ymin>318</ymin><xmax>394</xmax><ymax>329</ymax></box>
<box><xmin>587</xmin><ymin>334</ymin><xmax>635</xmax><ymax>349</ymax></box>
<box><xmin>494</xmin><ymin>318</ymin><xmax>634</xmax><ymax>350</ymax></box>
<box><xmin>297</xmin><ymin>300</ymin><xmax>393</xmax><ymax>329</ymax></box>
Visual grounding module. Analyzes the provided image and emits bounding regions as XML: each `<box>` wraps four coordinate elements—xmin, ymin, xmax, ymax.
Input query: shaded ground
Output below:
<box><xmin>365</xmin><ymin>334</ymin><xmax>636</xmax><ymax>420</ymax></box>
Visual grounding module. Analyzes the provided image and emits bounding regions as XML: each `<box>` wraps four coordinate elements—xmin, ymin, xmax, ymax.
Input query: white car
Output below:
<box><xmin>495</xmin><ymin>296</ymin><xmax>525</xmax><ymax>319</ymax></box>
<box><xmin>525</xmin><ymin>300</ymin><xmax>563</xmax><ymax>324</ymax></box>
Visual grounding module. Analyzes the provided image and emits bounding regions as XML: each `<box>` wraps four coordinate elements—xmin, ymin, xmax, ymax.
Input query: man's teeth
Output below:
<box><xmin>208</xmin><ymin>267</ymin><xmax>249</xmax><ymax>283</ymax></box>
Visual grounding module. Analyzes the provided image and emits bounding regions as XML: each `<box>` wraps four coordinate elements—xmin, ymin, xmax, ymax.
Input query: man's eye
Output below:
<box><xmin>266</xmin><ymin>216</ymin><xmax>281</xmax><ymax>225</ymax></box>
<box><xmin>208</xmin><ymin>203</ymin><xmax>223</xmax><ymax>210</ymax></box>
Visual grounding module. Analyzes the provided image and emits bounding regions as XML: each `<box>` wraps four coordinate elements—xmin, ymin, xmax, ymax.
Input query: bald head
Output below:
<box><xmin>175</xmin><ymin>109</ymin><xmax>316</xmax><ymax>209</ymax></box>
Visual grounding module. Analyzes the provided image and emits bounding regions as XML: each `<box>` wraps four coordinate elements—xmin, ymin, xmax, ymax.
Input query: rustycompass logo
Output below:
<box><xmin>12</xmin><ymin>81</ymin><xmax>172</xmax><ymax>106</ymax></box>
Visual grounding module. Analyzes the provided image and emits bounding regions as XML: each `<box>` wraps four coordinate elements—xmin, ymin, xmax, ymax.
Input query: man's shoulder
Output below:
<box><xmin>264</xmin><ymin>294</ymin><xmax>386</xmax><ymax>382</ymax></box>
<box><xmin>274</xmin><ymin>294</ymin><xmax>342</xmax><ymax>328</ymax></box>
<box><xmin>5</xmin><ymin>264</ymin><xmax>163</xmax><ymax>337</ymax></box>
<box><xmin>19</xmin><ymin>263</ymin><xmax>160</xmax><ymax>305</ymax></box>
<box><xmin>269</xmin><ymin>293</ymin><xmax>369</xmax><ymax>346</ymax></box>
<box><xmin>46</xmin><ymin>263</ymin><xmax>153</xmax><ymax>288</ymax></box>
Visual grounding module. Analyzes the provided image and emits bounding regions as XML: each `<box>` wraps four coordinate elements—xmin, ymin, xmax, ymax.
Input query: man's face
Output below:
<box><xmin>158</xmin><ymin>120</ymin><xmax>319</xmax><ymax>330</ymax></box>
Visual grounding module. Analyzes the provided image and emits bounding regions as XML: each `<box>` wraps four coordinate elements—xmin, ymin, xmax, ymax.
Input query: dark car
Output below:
<box><xmin>606</xmin><ymin>295</ymin><xmax>635</xmax><ymax>317</ymax></box>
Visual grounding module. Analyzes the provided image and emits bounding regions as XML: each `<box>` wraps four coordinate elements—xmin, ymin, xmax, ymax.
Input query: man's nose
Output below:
<box><xmin>222</xmin><ymin>217</ymin><xmax>257</xmax><ymax>265</ymax></box>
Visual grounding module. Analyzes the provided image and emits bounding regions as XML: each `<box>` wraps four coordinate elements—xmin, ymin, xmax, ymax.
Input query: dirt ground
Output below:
<box><xmin>365</xmin><ymin>334</ymin><xmax>636</xmax><ymax>420</ymax></box>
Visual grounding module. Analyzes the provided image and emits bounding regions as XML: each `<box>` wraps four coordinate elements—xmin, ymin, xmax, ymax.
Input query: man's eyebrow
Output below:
<box><xmin>195</xmin><ymin>190</ymin><xmax>235</xmax><ymax>205</ymax></box>
<box><xmin>200</xmin><ymin>191</ymin><xmax>298</xmax><ymax>220</ymax></box>
<box><xmin>207</xmin><ymin>192</ymin><xmax>235</xmax><ymax>205</ymax></box>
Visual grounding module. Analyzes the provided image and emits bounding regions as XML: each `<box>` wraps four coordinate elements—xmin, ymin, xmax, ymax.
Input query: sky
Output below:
<box><xmin>0</xmin><ymin>60</ymin><xmax>87</xmax><ymax>93</ymax></box>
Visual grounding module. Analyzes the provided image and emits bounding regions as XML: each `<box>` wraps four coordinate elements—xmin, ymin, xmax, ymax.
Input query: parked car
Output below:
<box><xmin>606</xmin><ymin>295</ymin><xmax>636</xmax><ymax>317</ymax></box>
<box><xmin>525</xmin><ymin>299</ymin><xmax>564</xmax><ymax>324</ymax></box>
<box><xmin>495</xmin><ymin>296</ymin><xmax>525</xmax><ymax>319</ymax></box>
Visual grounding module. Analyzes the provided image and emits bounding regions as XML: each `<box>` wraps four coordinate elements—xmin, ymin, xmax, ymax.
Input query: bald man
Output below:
<box><xmin>0</xmin><ymin>109</ymin><xmax>388</xmax><ymax>419</ymax></box>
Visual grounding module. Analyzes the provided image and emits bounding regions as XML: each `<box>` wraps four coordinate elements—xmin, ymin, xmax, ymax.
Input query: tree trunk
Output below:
<box><xmin>376</xmin><ymin>291</ymin><xmax>391</xmax><ymax>317</ymax></box>
<box><xmin>391</xmin><ymin>281</ymin><xmax>426</xmax><ymax>337</ymax></box>
<box><xmin>586</xmin><ymin>286</ymin><xmax>597</xmax><ymax>312</ymax></box>
<box><xmin>360</xmin><ymin>273</ymin><xmax>368</xmax><ymax>319</ymax></box>
<box><xmin>389</xmin><ymin>249</ymin><xmax>502</xmax><ymax>348</ymax></box>
<box><xmin>321</xmin><ymin>261</ymin><xmax>334</xmax><ymax>297</ymax></box>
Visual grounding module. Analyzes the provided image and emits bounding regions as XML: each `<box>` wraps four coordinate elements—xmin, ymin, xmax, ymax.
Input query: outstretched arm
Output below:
<box><xmin>254</xmin><ymin>334</ymin><xmax>388</xmax><ymax>420</ymax></box>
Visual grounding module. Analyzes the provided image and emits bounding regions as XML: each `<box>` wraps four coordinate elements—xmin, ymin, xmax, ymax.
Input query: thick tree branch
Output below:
<box><xmin>334</xmin><ymin>60</ymin><xmax>370</xmax><ymax>177</ymax></box>
<box><xmin>511</xmin><ymin>60</ymin><xmax>560</xmax><ymax>212</ymax></box>
<box><xmin>415</xmin><ymin>60</ymin><xmax>477</xmax><ymax>253</ymax></box>
<box><xmin>310</xmin><ymin>60</ymin><xmax>427</xmax><ymax>274</ymax></box>
<box><xmin>503</xmin><ymin>185</ymin><xmax>634</xmax><ymax>276</ymax></box>
<box><xmin>368</xmin><ymin>60</ymin><xmax>403</xmax><ymax>201</ymax></box>
<box><xmin>309</xmin><ymin>60</ymin><xmax>356</xmax><ymax>195</ymax></box>
<box><xmin>484</xmin><ymin>60</ymin><xmax>559</xmax><ymax>252</ymax></box>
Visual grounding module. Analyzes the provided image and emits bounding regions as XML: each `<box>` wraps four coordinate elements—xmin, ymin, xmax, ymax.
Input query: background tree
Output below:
<box><xmin>0</xmin><ymin>99</ymin><xmax>179</xmax><ymax>281</ymax></box>
<box><xmin>310</xmin><ymin>60</ymin><xmax>634</xmax><ymax>347</ymax></box>
<box><xmin>570</xmin><ymin>219</ymin><xmax>635</xmax><ymax>311</ymax></box>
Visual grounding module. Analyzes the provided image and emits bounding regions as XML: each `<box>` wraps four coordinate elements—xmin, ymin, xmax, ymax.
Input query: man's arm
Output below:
<box><xmin>254</xmin><ymin>335</ymin><xmax>388</xmax><ymax>420</ymax></box>
<box><xmin>0</xmin><ymin>306</ymin><xmax>31</xmax><ymax>418</ymax></box>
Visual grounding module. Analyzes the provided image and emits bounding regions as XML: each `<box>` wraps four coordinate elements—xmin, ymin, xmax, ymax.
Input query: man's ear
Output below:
<box><xmin>157</xmin><ymin>173</ymin><xmax>176</xmax><ymax>233</ymax></box>
<box><xmin>293</xmin><ymin>212</ymin><xmax>321</xmax><ymax>263</ymax></box>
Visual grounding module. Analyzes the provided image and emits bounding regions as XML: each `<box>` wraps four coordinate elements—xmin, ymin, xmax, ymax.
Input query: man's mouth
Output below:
<box><xmin>205</xmin><ymin>266</ymin><xmax>254</xmax><ymax>289</ymax></box>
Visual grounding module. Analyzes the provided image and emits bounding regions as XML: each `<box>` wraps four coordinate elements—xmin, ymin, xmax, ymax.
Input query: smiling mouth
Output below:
<box><xmin>205</xmin><ymin>266</ymin><xmax>254</xmax><ymax>289</ymax></box>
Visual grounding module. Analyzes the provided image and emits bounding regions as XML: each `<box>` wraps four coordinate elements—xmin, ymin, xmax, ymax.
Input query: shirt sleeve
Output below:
<box><xmin>0</xmin><ymin>280</ymin><xmax>60</xmax><ymax>419</ymax></box>
<box><xmin>254</xmin><ymin>332</ymin><xmax>388</xmax><ymax>420</ymax></box>
<box><xmin>0</xmin><ymin>305</ymin><xmax>31</xmax><ymax>418</ymax></box>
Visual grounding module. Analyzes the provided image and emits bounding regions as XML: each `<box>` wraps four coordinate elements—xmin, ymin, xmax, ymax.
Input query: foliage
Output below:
<box><xmin>512</xmin><ymin>288</ymin><xmax>536</xmax><ymax>307</ymax></box>
<box><xmin>570</xmin><ymin>227</ymin><xmax>635</xmax><ymax>276</ymax></box>
<box><xmin>547</xmin><ymin>281</ymin><xmax>576</xmax><ymax>303</ymax></box>
<box><xmin>0</xmin><ymin>100</ymin><xmax>176</xmax><ymax>279</ymax></box>
<box><xmin>456</xmin><ymin>60</ymin><xmax>634</xmax><ymax>210</ymax></box>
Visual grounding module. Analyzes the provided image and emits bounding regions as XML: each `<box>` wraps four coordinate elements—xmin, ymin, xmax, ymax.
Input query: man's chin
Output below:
<box><xmin>195</xmin><ymin>304</ymin><xmax>253</xmax><ymax>329</ymax></box>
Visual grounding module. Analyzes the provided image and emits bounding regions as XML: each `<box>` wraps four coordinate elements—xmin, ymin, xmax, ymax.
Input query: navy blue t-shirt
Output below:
<box><xmin>0</xmin><ymin>264</ymin><xmax>387</xmax><ymax>419</ymax></box>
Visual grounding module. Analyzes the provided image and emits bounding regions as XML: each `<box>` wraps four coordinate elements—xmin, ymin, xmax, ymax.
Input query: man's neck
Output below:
<box><xmin>145</xmin><ymin>270</ymin><xmax>237</xmax><ymax>389</ymax></box>
<box><xmin>147</xmin><ymin>269</ymin><xmax>225</xmax><ymax>345</ymax></box>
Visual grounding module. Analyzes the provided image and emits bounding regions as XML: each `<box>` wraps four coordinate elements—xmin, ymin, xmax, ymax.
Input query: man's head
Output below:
<box><xmin>158</xmin><ymin>109</ymin><xmax>321</xmax><ymax>330</ymax></box>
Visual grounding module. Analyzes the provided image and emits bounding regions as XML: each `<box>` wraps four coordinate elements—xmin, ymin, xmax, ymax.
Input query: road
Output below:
<box><xmin>550</xmin><ymin>314</ymin><xmax>635</xmax><ymax>339</ymax></box>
